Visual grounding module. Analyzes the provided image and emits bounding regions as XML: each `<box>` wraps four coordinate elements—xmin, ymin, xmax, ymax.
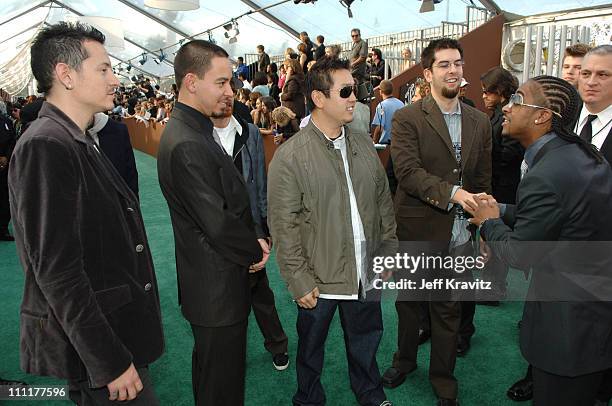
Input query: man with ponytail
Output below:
<box><xmin>466</xmin><ymin>75</ymin><xmax>612</xmax><ymax>405</ymax></box>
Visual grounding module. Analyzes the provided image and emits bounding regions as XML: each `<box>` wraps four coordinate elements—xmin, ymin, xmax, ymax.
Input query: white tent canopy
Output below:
<box><xmin>1</xmin><ymin>0</ymin><xmax>610</xmax><ymax>94</ymax></box>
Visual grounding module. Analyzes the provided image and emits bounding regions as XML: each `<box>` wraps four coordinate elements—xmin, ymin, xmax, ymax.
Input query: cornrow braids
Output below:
<box><xmin>531</xmin><ymin>75</ymin><xmax>604</xmax><ymax>163</ymax></box>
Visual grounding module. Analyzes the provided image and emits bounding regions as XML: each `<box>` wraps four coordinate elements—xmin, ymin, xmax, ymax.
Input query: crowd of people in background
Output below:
<box><xmin>1</xmin><ymin>19</ymin><xmax>611</xmax><ymax>406</ymax></box>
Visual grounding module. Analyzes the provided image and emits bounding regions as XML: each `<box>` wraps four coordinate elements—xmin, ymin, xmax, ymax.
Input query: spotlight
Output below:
<box><xmin>138</xmin><ymin>53</ymin><xmax>148</xmax><ymax>65</ymax></box>
<box><xmin>154</xmin><ymin>49</ymin><xmax>166</xmax><ymax>65</ymax></box>
<box><xmin>224</xmin><ymin>20</ymin><xmax>239</xmax><ymax>44</ymax></box>
<box><xmin>419</xmin><ymin>0</ymin><xmax>443</xmax><ymax>13</ymax></box>
<box><xmin>293</xmin><ymin>0</ymin><xmax>317</xmax><ymax>3</ymax></box>
<box><xmin>207</xmin><ymin>31</ymin><xmax>216</xmax><ymax>44</ymax></box>
<box><xmin>126</xmin><ymin>63</ymin><xmax>132</xmax><ymax>73</ymax></box>
<box><xmin>339</xmin><ymin>0</ymin><xmax>354</xmax><ymax>18</ymax></box>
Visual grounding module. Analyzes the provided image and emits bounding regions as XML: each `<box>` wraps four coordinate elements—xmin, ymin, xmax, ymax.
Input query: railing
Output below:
<box><xmin>501</xmin><ymin>4</ymin><xmax>612</xmax><ymax>83</ymax></box>
<box><xmin>242</xmin><ymin>5</ymin><xmax>493</xmax><ymax>80</ymax></box>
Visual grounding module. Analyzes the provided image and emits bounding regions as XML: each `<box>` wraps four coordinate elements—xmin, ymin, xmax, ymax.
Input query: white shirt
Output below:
<box><xmin>214</xmin><ymin>115</ymin><xmax>243</xmax><ymax>156</ymax></box>
<box><xmin>242</xmin><ymin>80</ymin><xmax>253</xmax><ymax>91</ymax></box>
<box><xmin>575</xmin><ymin>103</ymin><xmax>612</xmax><ymax>150</ymax></box>
<box><xmin>314</xmin><ymin>125</ymin><xmax>366</xmax><ymax>301</ymax></box>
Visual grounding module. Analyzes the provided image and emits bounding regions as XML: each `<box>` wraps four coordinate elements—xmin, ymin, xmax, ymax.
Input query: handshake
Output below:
<box><xmin>451</xmin><ymin>189</ymin><xmax>500</xmax><ymax>227</ymax></box>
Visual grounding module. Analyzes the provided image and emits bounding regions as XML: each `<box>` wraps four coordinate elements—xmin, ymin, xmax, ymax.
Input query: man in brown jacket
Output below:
<box><xmin>382</xmin><ymin>38</ymin><xmax>491</xmax><ymax>406</ymax></box>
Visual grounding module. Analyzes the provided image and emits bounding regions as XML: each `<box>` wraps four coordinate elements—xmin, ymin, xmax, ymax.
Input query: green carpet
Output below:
<box><xmin>0</xmin><ymin>150</ymin><xmax>529</xmax><ymax>405</ymax></box>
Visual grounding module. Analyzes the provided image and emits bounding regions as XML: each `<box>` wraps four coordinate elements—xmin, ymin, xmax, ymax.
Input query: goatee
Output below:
<box><xmin>441</xmin><ymin>86</ymin><xmax>459</xmax><ymax>99</ymax></box>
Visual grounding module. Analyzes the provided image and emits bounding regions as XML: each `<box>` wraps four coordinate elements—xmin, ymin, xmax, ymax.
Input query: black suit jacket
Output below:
<box><xmin>490</xmin><ymin>104</ymin><xmax>524</xmax><ymax>204</ymax></box>
<box><xmin>157</xmin><ymin>103</ymin><xmax>261</xmax><ymax>327</ymax></box>
<box><xmin>482</xmin><ymin>135</ymin><xmax>612</xmax><ymax>376</ymax></box>
<box><xmin>570</xmin><ymin>103</ymin><xmax>612</xmax><ymax>163</ymax></box>
<box><xmin>98</xmin><ymin>118</ymin><xmax>139</xmax><ymax>196</ymax></box>
<box><xmin>8</xmin><ymin>102</ymin><xmax>163</xmax><ymax>387</ymax></box>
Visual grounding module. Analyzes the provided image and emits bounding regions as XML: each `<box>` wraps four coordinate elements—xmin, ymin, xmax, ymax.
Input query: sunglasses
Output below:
<box><xmin>321</xmin><ymin>84</ymin><xmax>358</xmax><ymax>99</ymax></box>
<box><xmin>507</xmin><ymin>93</ymin><xmax>563</xmax><ymax>119</ymax></box>
<box><xmin>351</xmin><ymin>34</ymin><xmax>359</xmax><ymax>38</ymax></box>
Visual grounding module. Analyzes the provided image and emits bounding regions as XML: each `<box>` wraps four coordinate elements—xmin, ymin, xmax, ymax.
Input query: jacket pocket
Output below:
<box><xmin>20</xmin><ymin>311</ymin><xmax>82</xmax><ymax>379</ymax></box>
<box><xmin>94</xmin><ymin>284</ymin><xmax>133</xmax><ymax>314</ymax></box>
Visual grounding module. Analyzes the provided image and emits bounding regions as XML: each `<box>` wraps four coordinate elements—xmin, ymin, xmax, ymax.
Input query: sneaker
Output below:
<box><xmin>380</xmin><ymin>401</ymin><xmax>393</xmax><ymax>406</ymax></box>
<box><xmin>272</xmin><ymin>353</ymin><xmax>289</xmax><ymax>371</ymax></box>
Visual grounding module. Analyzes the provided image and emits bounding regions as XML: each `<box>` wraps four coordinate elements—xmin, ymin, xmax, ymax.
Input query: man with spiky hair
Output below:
<box><xmin>467</xmin><ymin>75</ymin><xmax>612</xmax><ymax>406</ymax></box>
<box><xmin>268</xmin><ymin>57</ymin><xmax>396</xmax><ymax>406</ymax></box>
<box><xmin>9</xmin><ymin>22</ymin><xmax>164</xmax><ymax>404</ymax></box>
<box><xmin>561</xmin><ymin>43</ymin><xmax>592</xmax><ymax>88</ymax></box>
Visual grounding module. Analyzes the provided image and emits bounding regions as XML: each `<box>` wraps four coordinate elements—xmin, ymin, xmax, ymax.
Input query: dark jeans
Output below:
<box><xmin>191</xmin><ymin>320</ymin><xmax>247</xmax><ymax>405</ymax></box>
<box><xmin>293</xmin><ymin>298</ymin><xmax>386</xmax><ymax>406</ymax></box>
<box><xmin>249</xmin><ymin>269</ymin><xmax>288</xmax><ymax>355</ymax></box>
<box><xmin>68</xmin><ymin>367</ymin><xmax>158</xmax><ymax>406</ymax></box>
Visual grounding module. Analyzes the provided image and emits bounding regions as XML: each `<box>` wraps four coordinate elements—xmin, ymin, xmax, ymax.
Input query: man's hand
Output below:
<box><xmin>465</xmin><ymin>195</ymin><xmax>501</xmax><ymax>227</ymax></box>
<box><xmin>450</xmin><ymin>188</ymin><xmax>477</xmax><ymax>210</ymax></box>
<box><xmin>0</xmin><ymin>156</ymin><xmax>7</xmax><ymax>170</ymax></box>
<box><xmin>296</xmin><ymin>287</ymin><xmax>319</xmax><ymax>309</ymax></box>
<box><xmin>249</xmin><ymin>238</ymin><xmax>270</xmax><ymax>273</ymax></box>
<box><xmin>107</xmin><ymin>363</ymin><xmax>142</xmax><ymax>401</ymax></box>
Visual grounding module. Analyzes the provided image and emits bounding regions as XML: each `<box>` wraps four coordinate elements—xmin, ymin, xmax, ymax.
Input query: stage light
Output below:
<box><xmin>138</xmin><ymin>53</ymin><xmax>148</xmax><ymax>65</ymax></box>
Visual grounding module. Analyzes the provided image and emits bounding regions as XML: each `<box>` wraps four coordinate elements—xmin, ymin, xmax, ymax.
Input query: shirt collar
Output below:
<box><xmin>439</xmin><ymin>100</ymin><xmax>462</xmax><ymax>116</ymax></box>
<box><xmin>579</xmin><ymin>103</ymin><xmax>612</xmax><ymax>127</ymax></box>
<box><xmin>174</xmin><ymin>101</ymin><xmax>213</xmax><ymax>131</ymax></box>
<box><xmin>214</xmin><ymin>114</ymin><xmax>242</xmax><ymax>135</ymax></box>
<box><xmin>524</xmin><ymin>132</ymin><xmax>556</xmax><ymax>169</ymax></box>
<box><xmin>311</xmin><ymin>118</ymin><xmax>345</xmax><ymax>145</ymax></box>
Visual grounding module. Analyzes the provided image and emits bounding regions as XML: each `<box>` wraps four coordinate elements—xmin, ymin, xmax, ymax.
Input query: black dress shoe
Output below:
<box><xmin>418</xmin><ymin>329</ymin><xmax>431</xmax><ymax>345</ymax></box>
<box><xmin>456</xmin><ymin>337</ymin><xmax>470</xmax><ymax>357</ymax></box>
<box><xmin>381</xmin><ymin>366</ymin><xmax>414</xmax><ymax>389</ymax></box>
<box><xmin>437</xmin><ymin>398</ymin><xmax>459</xmax><ymax>406</ymax></box>
<box><xmin>506</xmin><ymin>376</ymin><xmax>533</xmax><ymax>401</ymax></box>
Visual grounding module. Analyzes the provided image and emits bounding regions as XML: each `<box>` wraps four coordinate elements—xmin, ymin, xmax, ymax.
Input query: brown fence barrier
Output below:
<box><xmin>124</xmin><ymin>117</ymin><xmax>388</xmax><ymax>170</ymax></box>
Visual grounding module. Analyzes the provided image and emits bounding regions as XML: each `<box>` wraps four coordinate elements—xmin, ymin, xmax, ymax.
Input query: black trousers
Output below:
<box><xmin>249</xmin><ymin>269</ymin><xmax>288</xmax><ymax>355</ymax></box>
<box><xmin>68</xmin><ymin>367</ymin><xmax>158</xmax><ymax>406</ymax></box>
<box><xmin>191</xmin><ymin>320</ymin><xmax>247</xmax><ymax>406</ymax></box>
<box><xmin>0</xmin><ymin>169</ymin><xmax>10</xmax><ymax>232</ymax></box>
<box><xmin>532</xmin><ymin>366</ymin><xmax>610</xmax><ymax>406</ymax></box>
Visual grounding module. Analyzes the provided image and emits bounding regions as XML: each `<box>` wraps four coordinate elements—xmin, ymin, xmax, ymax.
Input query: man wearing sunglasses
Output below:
<box><xmin>384</xmin><ymin>38</ymin><xmax>492</xmax><ymax>406</ymax></box>
<box><xmin>466</xmin><ymin>75</ymin><xmax>612</xmax><ymax>406</ymax></box>
<box><xmin>268</xmin><ymin>57</ymin><xmax>396</xmax><ymax>406</ymax></box>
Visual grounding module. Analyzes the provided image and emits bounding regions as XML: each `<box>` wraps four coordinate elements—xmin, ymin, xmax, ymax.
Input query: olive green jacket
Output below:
<box><xmin>268</xmin><ymin>120</ymin><xmax>397</xmax><ymax>299</ymax></box>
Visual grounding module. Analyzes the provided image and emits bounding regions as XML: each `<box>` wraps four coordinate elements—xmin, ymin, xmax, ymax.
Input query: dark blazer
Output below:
<box><xmin>570</xmin><ymin>103</ymin><xmax>612</xmax><ymax>164</ymax></box>
<box><xmin>157</xmin><ymin>103</ymin><xmax>261</xmax><ymax>327</ymax></box>
<box><xmin>482</xmin><ymin>135</ymin><xmax>612</xmax><ymax>377</ymax></box>
<box><xmin>390</xmin><ymin>95</ymin><xmax>492</xmax><ymax>242</ymax></box>
<box><xmin>98</xmin><ymin>118</ymin><xmax>139</xmax><ymax>196</ymax></box>
<box><xmin>8</xmin><ymin>102</ymin><xmax>164</xmax><ymax>387</ymax></box>
<box><xmin>281</xmin><ymin>72</ymin><xmax>306</xmax><ymax>120</ymax></box>
<box><xmin>490</xmin><ymin>104</ymin><xmax>524</xmax><ymax>204</ymax></box>
<box><xmin>600</xmin><ymin>127</ymin><xmax>612</xmax><ymax>163</ymax></box>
